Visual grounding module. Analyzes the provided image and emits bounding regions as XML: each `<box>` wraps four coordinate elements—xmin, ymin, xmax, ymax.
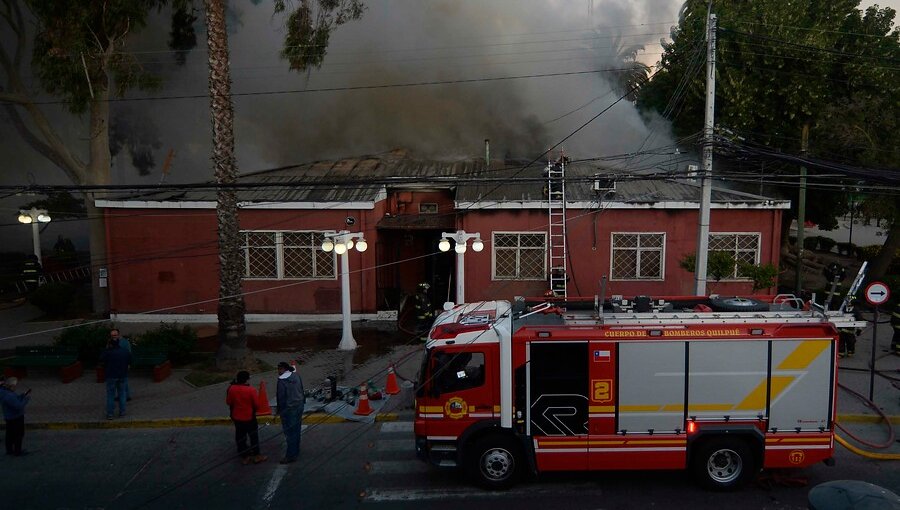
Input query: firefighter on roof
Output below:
<box><xmin>414</xmin><ymin>282</ymin><xmax>434</xmax><ymax>335</ymax></box>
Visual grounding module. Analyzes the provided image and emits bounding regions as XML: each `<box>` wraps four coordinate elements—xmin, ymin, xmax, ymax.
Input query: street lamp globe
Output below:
<box><xmin>37</xmin><ymin>213</ymin><xmax>51</xmax><ymax>223</ymax></box>
<box><xmin>334</xmin><ymin>242</ymin><xmax>348</xmax><ymax>255</ymax></box>
<box><xmin>18</xmin><ymin>213</ymin><xmax>32</xmax><ymax>224</ymax></box>
<box><xmin>438</xmin><ymin>238</ymin><xmax>451</xmax><ymax>252</ymax></box>
<box><xmin>322</xmin><ymin>239</ymin><xmax>334</xmax><ymax>252</ymax></box>
<box><xmin>455</xmin><ymin>242</ymin><xmax>467</xmax><ymax>254</ymax></box>
<box><xmin>355</xmin><ymin>239</ymin><xmax>368</xmax><ymax>252</ymax></box>
<box><xmin>345</xmin><ymin>239</ymin><xmax>354</xmax><ymax>251</ymax></box>
<box><xmin>472</xmin><ymin>238</ymin><xmax>484</xmax><ymax>252</ymax></box>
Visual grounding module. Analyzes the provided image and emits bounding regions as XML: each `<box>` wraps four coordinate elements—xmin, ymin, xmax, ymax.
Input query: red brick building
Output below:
<box><xmin>97</xmin><ymin>151</ymin><xmax>788</xmax><ymax>322</ymax></box>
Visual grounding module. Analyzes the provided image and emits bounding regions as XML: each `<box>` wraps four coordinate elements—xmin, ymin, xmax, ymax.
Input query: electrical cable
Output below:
<box><xmin>834</xmin><ymin>383</ymin><xmax>895</xmax><ymax>449</ymax></box>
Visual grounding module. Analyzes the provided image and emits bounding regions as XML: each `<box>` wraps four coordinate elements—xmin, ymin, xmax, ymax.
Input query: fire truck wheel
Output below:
<box><xmin>708</xmin><ymin>297</ymin><xmax>769</xmax><ymax>313</ymax></box>
<box><xmin>468</xmin><ymin>435</ymin><xmax>522</xmax><ymax>490</ymax></box>
<box><xmin>691</xmin><ymin>437</ymin><xmax>756</xmax><ymax>491</ymax></box>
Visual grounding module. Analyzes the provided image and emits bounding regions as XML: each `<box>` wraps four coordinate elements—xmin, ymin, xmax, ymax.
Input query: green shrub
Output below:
<box><xmin>738</xmin><ymin>262</ymin><xmax>779</xmax><ymax>292</ymax></box>
<box><xmin>857</xmin><ymin>245</ymin><xmax>882</xmax><ymax>261</ymax></box>
<box><xmin>679</xmin><ymin>252</ymin><xmax>736</xmax><ymax>282</ymax></box>
<box><xmin>55</xmin><ymin>323</ymin><xmax>111</xmax><ymax>365</ymax></box>
<box><xmin>28</xmin><ymin>282</ymin><xmax>77</xmax><ymax>316</ymax></box>
<box><xmin>137</xmin><ymin>323</ymin><xmax>197</xmax><ymax>363</ymax></box>
<box><xmin>802</xmin><ymin>236</ymin><xmax>820</xmax><ymax>250</ymax></box>
<box><xmin>817</xmin><ymin>237</ymin><xmax>837</xmax><ymax>253</ymax></box>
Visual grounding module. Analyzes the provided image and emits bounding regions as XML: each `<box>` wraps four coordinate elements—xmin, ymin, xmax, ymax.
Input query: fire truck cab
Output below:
<box><xmin>414</xmin><ymin>295</ymin><xmax>864</xmax><ymax>490</ymax></box>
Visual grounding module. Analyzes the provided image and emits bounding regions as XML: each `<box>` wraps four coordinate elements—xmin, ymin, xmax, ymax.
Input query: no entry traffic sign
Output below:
<box><xmin>864</xmin><ymin>281</ymin><xmax>890</xmax><ymax>306</ymax></box>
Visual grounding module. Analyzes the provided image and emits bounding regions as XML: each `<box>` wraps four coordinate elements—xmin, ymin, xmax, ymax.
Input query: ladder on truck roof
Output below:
<box><xmin>595</xmin><ymin>309</ymin><xmax>866</xmax><ymax>329</ymax></box>
<box><xmin>546</xmin><ymin>153</ymin><xmax>567</xmax><ymax>300</ymax></box>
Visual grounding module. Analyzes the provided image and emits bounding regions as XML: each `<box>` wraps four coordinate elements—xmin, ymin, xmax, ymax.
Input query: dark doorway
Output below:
<box><xmin>375</xmin><ymin>229</ymin><xmax>452</xmax><ymax>313</ymax></box>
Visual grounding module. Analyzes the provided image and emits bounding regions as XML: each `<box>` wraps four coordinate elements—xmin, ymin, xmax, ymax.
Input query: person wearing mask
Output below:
<box><xmin>226</xmin><ymin>371</ymin><xmax>267</xmax><ymax>465</ymax></box>
<box><xmin>99</xmin><ymin>336</ymin><xmax>131</xmax><ymax>419</ymax></box>
<box><xmin>276</xmin><ymin>361</ymin><xmax>304</xmax><ymax>464</ymax></box>
<box><xmin>1</xmin><ymin>376</ymin><xmax>30</xmax><ymax>456</ymax></box>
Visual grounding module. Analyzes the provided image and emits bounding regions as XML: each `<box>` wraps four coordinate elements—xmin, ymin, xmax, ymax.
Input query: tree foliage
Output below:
<box><xmin>276</xmin><ymin>0</ymin><xmax>366</xmax><ymax>70</ymax></box>
<box><xmin>638</xmin><ymin>0</ymin><xmax>899</xmax><ymax>277</ymax></box>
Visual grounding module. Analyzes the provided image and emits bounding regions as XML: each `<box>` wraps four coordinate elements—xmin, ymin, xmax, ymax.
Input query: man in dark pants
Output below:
<box><xmin>99</xmin><ymin>337</ymin><xmax>131</xmax><ymax>419</ymax></box>
<box><xmin>276</xmin><ymin>361</ymin><xmax>304</xmax><ymax>464</ymax></box>
<box><xmin>1</xmin><ymin>376</ymin><xmax>30</xmax><ymax>456</ymax></box>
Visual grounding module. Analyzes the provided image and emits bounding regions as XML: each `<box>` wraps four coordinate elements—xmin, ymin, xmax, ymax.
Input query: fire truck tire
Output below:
<box><xmin>691</xmin><ymin>437</ymin><xmax>757</xmax><ymax>491</ymax></box>
<box><xmin>467</xmin><ymin>435</ymin><xmax>523</xmax><ymax>490</ymax></box>
<box><xmin>708</xmin><ymin>297</ymin><xmax>769</xmax><ymax>313</ymax></box>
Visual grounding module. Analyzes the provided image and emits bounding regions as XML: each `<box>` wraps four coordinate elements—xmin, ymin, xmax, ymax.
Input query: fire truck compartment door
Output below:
<box><xmin>768</xmin><ymin>339</ymin><xmax>833</xmax><ymax>432</ymax></box>
<box><xmin>528</xmin><ymin>342</ymin><xmax>589</xmax><ymax>471</ymax></box>
<box><xmin>618</xmin><ymin>341</ymin><xmax>686</xmax><ymax>434</ymax></box>
<box><xmin>688</xmin><ymin>341</ymin><xmax>769</xmax><ymax>420</ymax></box>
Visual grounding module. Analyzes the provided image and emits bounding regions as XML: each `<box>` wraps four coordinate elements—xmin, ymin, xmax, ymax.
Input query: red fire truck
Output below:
<box><xmin>414</xmin><ymin>295</ymin><xmax>864</xmax><ymax>490</ymax></box>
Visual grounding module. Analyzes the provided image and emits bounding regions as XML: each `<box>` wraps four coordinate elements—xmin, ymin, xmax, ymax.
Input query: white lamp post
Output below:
<box><xmin>321</xmin><ymin>230</ymin><xmax>368</xmax><ymax>350</ymax></box>
<box><xmin>18</xmin><ymin>207</ymin><xmax>51</xmax><ymax>262</ymax></box>
<box><xmin>438</xmin><ymin>230</ymin><xmax>483</xmax><ymax>304</ymax></box>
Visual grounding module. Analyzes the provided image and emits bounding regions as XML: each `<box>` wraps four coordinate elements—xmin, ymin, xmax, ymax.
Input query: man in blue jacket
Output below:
<box><xmin>276</xmin><ymin>361</ymin><xmax>304</xmax><ymax>464</ymax></box>
<box><xmin>100</xmin><ymin>337</ymin><xmax>132</xmax><ymax>419</ymax></box>
<box><xmin>1</xmin><ymin>376</ymin><xmax>30</xmax><ymax>456</ymax></box>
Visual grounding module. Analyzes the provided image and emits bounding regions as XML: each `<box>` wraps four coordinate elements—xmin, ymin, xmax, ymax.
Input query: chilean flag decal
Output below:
<box><xmin>594</xmin><ymin>349</ymin><xmax>611</xmax><ymax>362</ymax></box>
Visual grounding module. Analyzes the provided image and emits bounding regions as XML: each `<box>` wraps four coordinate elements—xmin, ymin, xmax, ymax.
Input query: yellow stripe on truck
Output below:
<box><xmin>776</xmin><ymin>340</ymin><xmax>830</xmax><ymax>370</ymax></box>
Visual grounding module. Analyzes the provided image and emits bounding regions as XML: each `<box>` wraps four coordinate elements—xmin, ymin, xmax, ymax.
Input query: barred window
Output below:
<box><xmin>242</xmin><ymin>231</ymin><xmax>335</xmax><ymax>280</ymax></box>
<box><xmin>708</xmin><ymin>233</ymin><xmax>761</xmax><ymax>279</ymax></box>
<box><xmin>611</xmin><ymin>233</ymin><xmax>665</xmax><ymax>280</ymax></box>
<box><xmin>493</xmin><ymin>232</ymin><xmax>546</xmax><ymax>280</ymax></box>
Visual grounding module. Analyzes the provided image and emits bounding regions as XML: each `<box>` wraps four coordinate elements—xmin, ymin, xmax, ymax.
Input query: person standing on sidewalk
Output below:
<box><xmin>276</xmin><ymin>361</ymin><xmax>304</xmax><ymax>464</ymax></box>
<box><xmin>99</xmin><ymin>336</ymin><xmax>131</xmax><ymax>419</ymax></box>
<box><xmin>110</xmin><ymin>329</ymin><xmax>132</xmax><ymax>402</ymax></box>
<box><xmin>226</xmin><ymin>371</ymin><xmax>267</xmax><ymax>465</ymax></box>
<box><xmin>1</xmin><ymin>377</ymin><xmax>30</xmax><ymax>456</ymax></box>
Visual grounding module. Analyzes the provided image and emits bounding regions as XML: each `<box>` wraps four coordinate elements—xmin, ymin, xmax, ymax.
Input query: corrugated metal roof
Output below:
<box><xmin>110</xmin><ymin>151</ymin><xmax>783</xmax><ymax>207</ymax></box>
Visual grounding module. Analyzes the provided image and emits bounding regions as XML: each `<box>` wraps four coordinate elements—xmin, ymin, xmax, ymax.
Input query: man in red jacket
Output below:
<box><xmin>226</xmin><ymin>371</ymin><xmax>267</xmax><ymax>465</ymax></box>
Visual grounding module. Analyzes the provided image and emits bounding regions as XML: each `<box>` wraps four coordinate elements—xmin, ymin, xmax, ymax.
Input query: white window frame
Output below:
<box><xmin>609</xmin><ymin>232</ymin><xmax>666</xmax><ymax>281</ymax></box>
<box><xmin>708</xmin><ymin>232</ymin><xmax>762</xmax><ymax>281</ymax></box>
<box><xmin>241</xmin><ymin>230</ymin><xmax>336</xmax><ymax>281</ymax></box>
<box><xmin>491</xmin><ymin>231</ymin><xmax>547</xmax><ymax>281</ymax></box>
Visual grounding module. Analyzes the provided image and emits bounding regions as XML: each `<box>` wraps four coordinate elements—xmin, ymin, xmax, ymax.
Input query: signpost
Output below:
<box><xmin>863</xmin><ymin>282</ymin><xmax>890</xmax><ymax>400</ymax></box>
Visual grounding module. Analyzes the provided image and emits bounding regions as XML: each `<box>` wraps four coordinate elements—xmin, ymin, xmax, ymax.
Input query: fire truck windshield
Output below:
<box><xmin>420</xmin><ymin>349</ymin><xmax>486</xmax><ymax>397</ymax></box>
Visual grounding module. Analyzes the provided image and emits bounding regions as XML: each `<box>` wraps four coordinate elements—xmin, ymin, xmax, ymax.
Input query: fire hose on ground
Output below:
<box><xmin>834</xmin><ymin>382</ymin><xmax>900</xmax><ymax>460</ymax></box>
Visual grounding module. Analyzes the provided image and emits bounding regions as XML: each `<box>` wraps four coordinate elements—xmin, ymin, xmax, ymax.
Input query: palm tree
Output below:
<box><xmin>204</xmin><ymin>0</ymin><xmax>251</xmax><ymax>369</ymax></box>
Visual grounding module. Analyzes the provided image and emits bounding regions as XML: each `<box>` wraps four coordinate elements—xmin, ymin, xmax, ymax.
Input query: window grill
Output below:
<box><xmin>611</xmin><ymin>233</ymin><xmax>664</xmax><ymax>280</ymax></box>
<box><xmin>493</xmin><ymin>232</ymin><xmax>546</xmax><ymax>280</ymax></box>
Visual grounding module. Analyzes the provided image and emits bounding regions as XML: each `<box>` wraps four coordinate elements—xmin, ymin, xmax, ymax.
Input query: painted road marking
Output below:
<box><xmin>258</xmin><ymin>464</ymin><xmax>288</xmax><ymax>509</ymax></box>
<box><xmin>363</xmin><ymin>483</ymin><xmax>599</xmax><ymax>501</ymax></box>
<box><xmin>367</xmin><ymin>460</ymin><xmax>431</xmax><ymax>475</ymax></box>
<box><xmin>375</xmin><ymin>439</ymin><xmax>416</xmax><ymax>452</ymax></box>
<box><xmin>380</xmin><ymin>422</ymin><xmax>414</xmax><ymax>433</ymax></box>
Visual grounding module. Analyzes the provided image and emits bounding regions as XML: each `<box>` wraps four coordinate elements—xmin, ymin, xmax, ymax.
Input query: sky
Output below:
<box><xmin>1</xmin><ymin>0</ymin><xmax>897</xmax><ymax>253</ymax></box>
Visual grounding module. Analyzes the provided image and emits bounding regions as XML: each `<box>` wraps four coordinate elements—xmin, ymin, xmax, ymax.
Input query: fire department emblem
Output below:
<box><xmin>444</xmin><ymin>397</ymin><xmax>468</xmax><ymax>419</ymax></box>
<box><xmin>788</xmin><ymin>450</ymin><xmax>805</xmax><ymax>464</ymax></box>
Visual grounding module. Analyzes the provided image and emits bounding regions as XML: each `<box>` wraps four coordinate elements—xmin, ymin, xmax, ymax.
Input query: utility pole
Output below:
<box><xmin>694</xmin><ymin>12</ymin><xmax>716</xmax><ymax>296</ymax></box>
<box><xmin>796</xmin><ymin>124</ymin><xmax>809</xmax><ymax>294</ymax></box>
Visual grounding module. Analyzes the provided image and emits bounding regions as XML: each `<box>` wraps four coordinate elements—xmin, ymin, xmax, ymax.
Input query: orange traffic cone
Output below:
<box><xmin>385</xmin><ymin>365</ymin><xmax>400</xmax><ymax>395</ymax></box>
<box><xmin>354</xmin><ymin>384</ymin><xmax>374</xmax><ymax>416</ymax></box>
<box><xmin>257</xmin><ymin>380</ymin><xmax>273</xmax><ymax>416</ymax></box>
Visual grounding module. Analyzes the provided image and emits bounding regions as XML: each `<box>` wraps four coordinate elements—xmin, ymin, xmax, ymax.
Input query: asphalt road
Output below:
<box><xmin>1</xmin><ymin>421</ymin><xmax>897</xmax><ymax>510</ymax></box>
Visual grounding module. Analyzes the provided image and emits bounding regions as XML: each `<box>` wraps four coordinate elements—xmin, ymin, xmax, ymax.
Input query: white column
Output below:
<box><xmin>31</xmin><ymin>222</ymin><xmax>41</xmax><ymax>261</ymax></box>
<box><xmin>337</xmin><ymin>248</ymin><xmax>357</xmax><ymax>350</ymax></box>
<box><xmin>456</xmin><ymin>248</ymin><xmax>465</xmax><ymax>304</ymax></box>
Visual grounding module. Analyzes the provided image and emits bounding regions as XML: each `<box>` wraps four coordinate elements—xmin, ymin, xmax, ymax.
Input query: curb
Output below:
<box><xmin>836</xmin><ymin>414</ymin><xmax>900</xmax><ymax>424</ymax></box>
<box><xmin>16</xmin><ymin>412</ymin><xmax>399</xmax><ymax>430</ymax></box>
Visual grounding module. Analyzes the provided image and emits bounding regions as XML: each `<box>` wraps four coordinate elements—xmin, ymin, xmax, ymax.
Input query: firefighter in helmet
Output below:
<box><xmin>414</xmin><ymin>282</ymin><xmax>434</xmax><ymax>335</ymax></box>
<box><xmin>891</xmin><ymin>300</ymin><xmax>900</xmax><ymax>356</ymax></box>
<box><xmin>838</xmin><ymin>301</ymin><xmax>861</xmax><ymax>358</ymax></box>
